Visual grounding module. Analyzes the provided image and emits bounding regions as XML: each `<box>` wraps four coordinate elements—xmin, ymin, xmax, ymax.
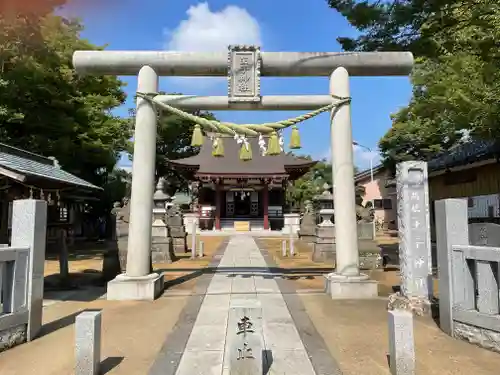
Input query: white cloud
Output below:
<box><xmin>164</xmin><ymin>2</ymin><xmax>262</xmax><ymax>89</ymax></box>
<box><xmin>166</xmin><ymin>3</ymin><xmax>262</xmax><ymax>51</ymax></box>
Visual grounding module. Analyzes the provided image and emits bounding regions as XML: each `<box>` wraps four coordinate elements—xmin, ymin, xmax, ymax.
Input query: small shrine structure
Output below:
<box><xmin>168</xmin><ymin>135</ymin><xmax>315</xmax><ymax>231</ymax></box>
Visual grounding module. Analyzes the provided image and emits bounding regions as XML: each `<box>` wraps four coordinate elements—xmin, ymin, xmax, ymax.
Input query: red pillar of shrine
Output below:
<box><xmin>263</xmin><ymin>184</ymin><xmax>269</xmax><ymax>230</ymax></box>
<box><xmin>215</xmin><ymin>184</ymin><xmax>221</xmax><ymax>230</ymax></box>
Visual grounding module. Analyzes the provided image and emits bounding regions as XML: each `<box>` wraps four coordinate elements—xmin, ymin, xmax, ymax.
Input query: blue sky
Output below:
<box><xmin>61</xmin><ymin>0</ymin><xmax>412</xmax><ymax>171</ymax></box>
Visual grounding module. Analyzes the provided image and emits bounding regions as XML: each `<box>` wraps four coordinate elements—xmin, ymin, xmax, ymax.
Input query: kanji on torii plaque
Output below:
<box><xmin>227</xmin><ymin>45</ymin><xmax>261</xmax><ymax>103</ymax></box>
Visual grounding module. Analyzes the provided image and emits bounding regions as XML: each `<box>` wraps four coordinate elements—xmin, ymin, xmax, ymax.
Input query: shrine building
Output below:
<box><xmin>169</xmin><ymin>135</ymin><xmax>315</xmax><ymax>231</ymax></box>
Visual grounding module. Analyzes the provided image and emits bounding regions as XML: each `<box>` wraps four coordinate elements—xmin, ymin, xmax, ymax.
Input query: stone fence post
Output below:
<box><xmin>10</xmin><ymin>199</ymin><xmax>47</xmax><ymax>341</ymax></box>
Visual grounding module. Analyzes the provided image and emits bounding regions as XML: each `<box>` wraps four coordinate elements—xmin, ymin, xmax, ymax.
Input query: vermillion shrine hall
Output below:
<box><xmin>169</xmin><ymin>135</ymin><xmax>315</xmax><ymax>231</ymax></box>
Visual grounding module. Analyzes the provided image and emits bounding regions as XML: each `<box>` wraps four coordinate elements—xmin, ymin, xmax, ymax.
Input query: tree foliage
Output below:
<box><xmin>128</xmin><ymin>99</ymin><xmax>217</xmax><ymax>196</ymax></box>
<box><xmin>0</xmin><ymin>9</ymin><xmax>132</xmax><ymax>211</ymax></box>
<box><xmin>326</xmin><ymin>0</ymin><xmax>500</xmax><ymax>168</ymax></box>
<box><xmin>286</xmin><ymin>156</ymin><xmax>333</xmax><ymax>209</ymax></box>
<box><xmin>0</xmin><ymin>13</ymin><xmax>131</xmax><ymax>182</ymax></box>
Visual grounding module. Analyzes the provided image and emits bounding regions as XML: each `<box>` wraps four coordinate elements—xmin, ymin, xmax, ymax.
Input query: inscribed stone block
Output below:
<box><xmin>228</xmin><ymin>307</ymin><xmax>263</xmax><ymax>375</ymax></box>
<box><xmin>75</xmin><ymin>310</ymin><xmax>102</xmax><ymax>375</ymax></box>
<box><xmin>396</xmin><ymin>161</ymin><xmax>432</xmax><ymax>300</ymax></box>
<box><xmin>10</xmin><ymin>199</ymin><xmax>47</xmax><ymax>341</ymax></box>
<box><xmin>228</xmin><ymin>45</ymin><xmax>261</xmax><ymax>103</ymax></box>
<box><xmin>469</xmin><ymin>222</ymin><xmax>500</xmax><ymax>246</ymax></box>
<box><xmin>388</xmin><ymin>310</ymin><xmax>415</xmax><ymax>375</ymax></box>
<box><xmin>299</xmin><ymin>207</ymin><xmax>316</xmax><ymax>244</ymax></box>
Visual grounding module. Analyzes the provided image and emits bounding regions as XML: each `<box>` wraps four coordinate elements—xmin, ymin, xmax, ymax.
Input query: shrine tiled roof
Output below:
<box><xmin>0</xmin><ymin>143</ymin><xmax>101</xmax><ymax>190</ymax></box>
<box><xmin>354</xmin><ymin>139</ymin><xmax>500</xmax><ymax>181</ymax></box>
<box><xmin>168</xmin><ymin>135</ymin><xmax>315</xmax><ymax>177</ymax></box>
<box><xmin>427</xmin><ymin>139</ymin><xmax>500</xmax><ymax>172</ymax></box>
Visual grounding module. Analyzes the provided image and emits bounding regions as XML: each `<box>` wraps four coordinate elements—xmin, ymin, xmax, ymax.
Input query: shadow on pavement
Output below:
<box><xmin>38</xmin><ymin>311</ymin><xmax>82</xmax><ymax>338</ymax></box>
<box><xmin>101</xmin><ymin>356</ymin><xmax>124</xmax><ymax>374</ymax></box>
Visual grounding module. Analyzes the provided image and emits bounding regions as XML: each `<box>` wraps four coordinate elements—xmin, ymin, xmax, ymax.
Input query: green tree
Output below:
<box><xmin>103</xmin><ymin>168</ymin><xmax>132</xmax><ymax>204</ymax></box>
<box><xmin>326</xmin><ymin>0</ymin><xmax>451</xmax><ymax>57</ymax></box>
<box><xmin>285</xmin><ymin>154</ymin><xmax>363</xmax><ymax>209</ymax></box>
<box><xmin>326</xmin><ymin>0</ymin><xmax>500</xmax><ymax>167</ymax></box>
<box><xmin>0</xmin><ymin>13</ymin><xmax>131</xmax><ymax>190</ymax></box>
<box><xmin>127</xmin><ymin>100</ymin><xmax>217</xmax><ymax>196</ymax></box>
<box><xmin>286</xmin><ymin>156</ymin><xmax>333</xmax><ymax>209</ymax></box>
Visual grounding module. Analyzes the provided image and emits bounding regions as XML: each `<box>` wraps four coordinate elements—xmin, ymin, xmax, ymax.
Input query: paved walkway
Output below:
<box><xmin>149</xmin><ymin>235</ymin><xmax>338</xmax><ymax>375</ymax></box>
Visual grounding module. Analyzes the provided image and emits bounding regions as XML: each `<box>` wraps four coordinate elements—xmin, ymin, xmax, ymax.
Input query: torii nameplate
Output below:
<box><xmin>227</xmin><ymin>45</ymin><xmax>261</xmax><ymax>103</ymax></box>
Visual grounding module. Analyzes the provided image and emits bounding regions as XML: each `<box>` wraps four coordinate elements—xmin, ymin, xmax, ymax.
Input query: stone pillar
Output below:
<box><xmin>330</xmin><ymin>67</ymin><xmax>359</xmax><ymax>276</ymax></box>
<box><xmin>324</xmin><ymin>67</ymin><xmax>378</xmax><ymax>299</ymax></box>
<box><xmin>215</xmin><ymin>183</ymin><xmax>221</xmax><ymax>230</ymax></box>
<box><xmin>387</xmin><ymin>161</ymin><xmax>432</xmax><ymax>316</ymax></box>
<box><xmin>106</xmin><ymin>66</ymin><xmax>163</xmax><ymax>300</ymax></box>
<box><xmin>183</xmin><ymin>213</ymin><xmax>199</xmax><ymax>235</ymax></box>
<box><xmin>75</xmin><ymin>310</ymin><xmax>102</xmax><ymax>375</ymax></box>
<box><xmin>11</xmin><ymin>199</ymin><xmax>47</xmax><ymax>341</ymax></box>
<box><xmin>263</xmin><ymin>184</ymin><xmax>269</xmax><ymax>230</ymax></box>
<box><xmin>151</xmin><ymin>178</ymin><xmax>175</xmax><ymax>264</ymax></box>
<box><xmin>282</xmin><ymin>213</ymin><xmax>300</xmax><ymax>235</ymax></box>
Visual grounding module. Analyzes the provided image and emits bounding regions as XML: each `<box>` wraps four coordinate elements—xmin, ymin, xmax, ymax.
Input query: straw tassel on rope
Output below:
<box><xmin>289</xmin><ymin>125</ymin><xmax>301</xmax><ymax>149</ymax></box>
<box><xmin>235</xmin><ymin>135</ymin><xmax>252</xmax><ymax>161</ymax></box>
<box><xmin>267</xmin><ymin>131</ymin><xmax>281</xmax><ymax>155</ymax></box>
<box><xmin>239</xmin><ymin>141</ymin><xmax>252</xmax><ymax>161</ymax></box>
<box><xmin>191</xmin><ymin>124</ymin><xmax>203</xmax><ymax>147</ymax></box>
<box><xmin>212</xmin><ymin>136</ymin><xmax>224</xmax><ymax>157</ymax></box>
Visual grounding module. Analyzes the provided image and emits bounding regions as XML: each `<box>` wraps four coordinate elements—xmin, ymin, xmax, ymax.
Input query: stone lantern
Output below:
<box><xmin>151</xmin><ymin>177</ymin><xmax>176</xmax><ymax>263</ymax></box>
<box><xmin>311</xmin><ymin>182</ymin><xmax>336</xmax><ymax>262</ymax></box>
<box><xmin>314</xmin><ymin>183</ymin><xmax>335</xmax><ymax>226</ymax></box>
<box><xmin>311</xmin><ymin>182</ymin><xmax>382</xmax><ymax>269</ymax></box>
<box><xmin>153</xmin><ymin>177</ymin><xmax>171</xmax><ymax>214</ymax></box>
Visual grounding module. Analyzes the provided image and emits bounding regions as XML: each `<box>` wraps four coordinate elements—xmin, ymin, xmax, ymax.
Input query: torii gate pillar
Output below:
<box><xmin>325</xmin><ymin>67</ymin><xmax>379</xmax><ymax>299</ymax></box>
<box><xmin>107</xmin><ymin>66</ymin><xmax>164</xmax><ymax>301</ymax></box>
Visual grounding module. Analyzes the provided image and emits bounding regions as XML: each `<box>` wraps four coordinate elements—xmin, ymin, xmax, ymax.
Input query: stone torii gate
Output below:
<box><xmin>73</xmin><ymin>47</ymin><xmax>413</xmax><ymax>301</ymax></box>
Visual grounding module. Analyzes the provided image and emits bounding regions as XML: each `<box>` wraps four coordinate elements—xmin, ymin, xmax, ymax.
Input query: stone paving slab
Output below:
<box><xmin>148</xmin><ymin>235</ymin><xmax>343</xmax><ymax>375</ymax></box>
<box><xmin>151</xmin><ymin>235</ymin><xmax>322</xmax><ymax>375</ymax></box>
<box><xmin>176</xmin><ymin>351</ymin><xmax>224</xmax><ymax>375</ymax></box>
<box><xmin>148</xmin><ymin>238</ymin><xmax>229</xmax><ymax>375</ymax></box>
<box><xmin>255</xmin><ymin>238</ymin><xmax>344</xmax><ymax>375</ymax></box>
